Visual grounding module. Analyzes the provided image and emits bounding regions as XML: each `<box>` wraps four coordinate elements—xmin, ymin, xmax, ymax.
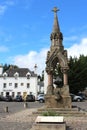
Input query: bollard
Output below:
<box><xmin>4</xmin><ymin>106</ymin><xmax>8</xmax><ymax>112</ymax></box>
<box><xmin>24</xmin><ymin>102</ymin><xmax>28</xmax><ymax>108</ymax></box>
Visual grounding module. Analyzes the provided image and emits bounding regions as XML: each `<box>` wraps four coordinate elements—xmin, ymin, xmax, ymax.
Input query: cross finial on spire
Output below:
<box><xmin>52</xmin><ymin>7</ymin><xmax>59</xmax><ymax>13</ymax></box>
<box><xmin>52</xmin><ymin>7</ymin><xmax>60</xmax><ymax>33</ymax></box>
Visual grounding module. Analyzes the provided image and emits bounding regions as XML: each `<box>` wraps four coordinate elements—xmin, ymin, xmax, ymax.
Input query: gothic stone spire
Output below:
<box><xmin>52</xmin><ymin>7</ymin><xmax>60</xmax><ymax>33</ymax></box>
<box><xmin>50</xmin><ymin>7</ymin><xmax>63</xmax><ymax>50</ymax></box>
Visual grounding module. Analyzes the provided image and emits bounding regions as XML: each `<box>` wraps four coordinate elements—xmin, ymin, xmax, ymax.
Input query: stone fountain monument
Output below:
<box><xmin>45</xmin><ymin>7</ymin><xmax>71</xmax><ymax>108</ymax></box>
<box><xmin>30</xmin><ymin>7</ymin><xmax>86</xmax><ymax>130</ymax></box>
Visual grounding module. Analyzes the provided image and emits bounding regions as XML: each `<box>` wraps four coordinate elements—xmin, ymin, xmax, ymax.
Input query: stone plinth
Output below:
<box><xmin>30</xmin><ymin>116</ymin><xmax>66</xmax><ymax>130</ymax></box>
<box><xmin>30</xmin><ymin>123</ymin><xmax>66</xmax><ymax>130</ymax></box>
<box><xmin>45</xmin><ymin>95</ymin><xmax>71</xmax><ymax>108</ymax></box>
<box><xmin>45</xmin><ymin>85</ymin><xmax>71</xmax><ymax>108</ymax></box>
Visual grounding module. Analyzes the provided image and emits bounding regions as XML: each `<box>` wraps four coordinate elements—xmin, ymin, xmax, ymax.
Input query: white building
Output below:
<box><xmin>44</xmin><ymin>70</ymin><xmax>48</xmax><ymax>94</ymax></box>
<box><xmin>38</xmin><ymin>81</ymin><xmax>44</xmax><ymax>94</ymax></box>
<box><xmin>0</xmin><ymin>66</ymin><xmax>38</xmax><ymax>98</ymax></box>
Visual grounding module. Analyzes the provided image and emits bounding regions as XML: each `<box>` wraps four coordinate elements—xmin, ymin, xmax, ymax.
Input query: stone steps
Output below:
<box><xmin>33</xmin><ymin>111</ymin><xmax>86</xmax><ymax>117</ymax></box>
<box><xmin>32</xmin><ymin>107</ymin><xmax>87</xmax><ymax>117</ymax></box>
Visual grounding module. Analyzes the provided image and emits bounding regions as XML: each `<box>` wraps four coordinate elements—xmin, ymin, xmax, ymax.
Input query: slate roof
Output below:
<box><xmin>5</xmin><ymin>68</ymin><xmax>37</xmax><ymax>77</ymax></box>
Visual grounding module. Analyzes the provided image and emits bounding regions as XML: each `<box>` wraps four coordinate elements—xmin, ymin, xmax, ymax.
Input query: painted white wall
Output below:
<box><xmin>0</xmin><ymin>76</ymin><xmax>38</xmax><ymax>98</ymax></box>
<box><xmin>44</xmin><ymin>70</ymin><xmax>48</xmax><ymax>94</ymax></box>
<box><xmin>37</xmin><ymin>84</ymin><xmax>44</xmax><ymax>94</ymax></box>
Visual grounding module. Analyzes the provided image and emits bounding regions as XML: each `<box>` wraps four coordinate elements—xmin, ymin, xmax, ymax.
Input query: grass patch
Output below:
<box><xmin>42</xmin><ymin>110</ymin><xmax>60</xmax><ymax>116</ymax></box>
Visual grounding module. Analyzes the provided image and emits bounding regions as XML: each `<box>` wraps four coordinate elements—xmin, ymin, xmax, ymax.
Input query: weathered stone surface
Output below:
<box><xmin>30</xmin><ymin>123</ymin><xmax>66</xmax><ymax>130</ymax></box>
<box><xmin>45</xmin><ymin>95</ymin><xmax>71</xmax><ymax>108</ymax></box>
<box><xmin>60</xmin><ymin>85</ymin><xmax>70</xmax><ymax>96</ymax></box>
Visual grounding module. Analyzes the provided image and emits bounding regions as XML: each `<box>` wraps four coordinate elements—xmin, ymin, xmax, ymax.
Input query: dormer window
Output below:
<box><xmin>26</xmin><ymin>72</ymin><xmax>31</xmax><ymax>79</ymax></box>
<box><xmin>14</xmin><ymin>72</ymin><xmax>19</xmax><ymax>79</ymax></box>
<box><xmin>3</xmin><ymin>72</ymin><xmax>7</xmax><ymax>79</ymax></box>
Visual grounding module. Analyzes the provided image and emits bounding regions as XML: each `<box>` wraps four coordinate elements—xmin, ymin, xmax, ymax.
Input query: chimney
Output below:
<box><xmin>34</xmin><ymin>64</ymin><xmax>37</xmax><ymax>74</ymax></box>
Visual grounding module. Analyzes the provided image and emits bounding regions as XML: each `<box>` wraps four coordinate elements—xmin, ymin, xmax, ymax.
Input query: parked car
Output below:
<box><xmin>70</xmin><ymin>93</ymin><xmax>83</xmax><ymax>102</ymax></box>
<box><xmin>0</xmin><ymin>95</ymin><xmax>5</xmax><ymax>101</ymax></box>
<box><xmin>4</xmin><ymin>95</ymin><xmax>13</xmax><ymax>102</ymax></box>
<box><xmin>25</xmin><ymin>94</ymin><xmax>35</xmax><ymax>102</ymax></box>
<box><xmin>14</xmin><ymin>95</ymin><xmax>23</xmax><ymax>102</ymax></box>
<box><xmin>77</xmin><ymin>93</ymin><xmax>86</xmax><ymax>100</ymax></box>
<box><xmin>37</xmin><ymin>94</ymin><xmax>45</xmax><ymax>103</ymax></box>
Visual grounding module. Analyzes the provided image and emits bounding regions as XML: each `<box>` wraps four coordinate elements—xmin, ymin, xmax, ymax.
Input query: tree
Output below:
<box><xmin>53</xmin><ymin>55</ymin><xmax>87</xmax><ymax>94</ymax></box>
<box><xmin>68</xmin><ymin>55</ymin><xmax>87</xmax><ymax>94</ymax></box>
<box><xmin>3</xmin><ymin>64</ymin><xmax>18</xmax><ymax>72</ymax></box>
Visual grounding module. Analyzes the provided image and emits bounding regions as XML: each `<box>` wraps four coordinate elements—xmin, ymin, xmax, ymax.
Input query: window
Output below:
<box><xmin>3</xmin><ymin>83</ymin><xmax>6</xmax><ymax>88</ymax></box>
<box><xmin>17</xmin><ymin>92</ymin><xmax>21</xmax><ymax>95</ymax></box>
<box><xmin>9</xmin><ymin>83</ymin><xmax>12</xmax><ymax>86</ymax></box>
<box><xmin>14</xmin><ymin>72</ymin><xmax>19</xmax><ymax>79</ymax></box>
<box><xmin>27</xmin><ymin>83</ymin><xmax>30</xmax><ymax>88</ymax></box>
<box><xmin>12</xmin><ymin>92</ymin><xmax>15</xmax><ymax>97</ymax></box>
<box><xmin>14</xmin><ymin>83</ymin><xmax>18</xmax><ymax>88</ymax></box>
<box><xmin>30</xmin><ymin>92</ymin><xmax>32</xmax><ymax>95</ymax></box>
<box><xmin>26</xmin><ymin>72</ymin><xmax>31</xmax><ymax>79</ymax></box>
<box><xmin>6</xmin><ymin>92</ymin><xmax>9</xmax><ymax>96</ymax></box>
<box><xmin>21</xmin><ymin>83</ymin><xmax>24</xmax><ymax>86</ymax></box>
<box><xmin>27</xmin><ymin>75</ymin><xmax>30</xmax><ymax>79</ymax></box>
<box><xmin>3</xmin><ymin>72</ymin><xmax>7</xmax><ymax>79</ymax></box>
<box><xmin>1</xmin><ymin>92</ymin><xmax>3</xmax><ymax>96</ymax></box>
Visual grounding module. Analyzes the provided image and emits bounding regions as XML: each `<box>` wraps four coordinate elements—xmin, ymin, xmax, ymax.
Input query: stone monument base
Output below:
<box><xmin>30</xmin><ymin>116</ymin><xmax>66</xmax><ymax>130</ymax></box>
<box><xmin>45</xmin><ymin>95</ymin><xmax>71</xmax><ymax>108</ymax></box>
<box><xmin>30</xmin><ymin>122</ymin><xmax>66</xmax><ymax>130</ymax></box>
<box><xmin>45</xmin><ymin>85</ymin><xmax>71</xmax><ymax>108</ymax></box>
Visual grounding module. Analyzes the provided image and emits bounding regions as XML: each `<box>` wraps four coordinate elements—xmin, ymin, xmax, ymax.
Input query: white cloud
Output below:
<box><xmin>67</xmin><ymin>38</ymin><xmax>87</xmax><ymax>58</ymax></box>
<box><xmin>10</xmin><ymin>38</ymin><xmax>87</xmax><ymax>75</ymax></box>
<box><xmin>12</xmin><ymin>48</ymin><xmax>48</xmax><ymax>75</ymax></box>
<box><xmin>0</xmin><ymin>0</ymin><xmax>15</xmax><ymax>15</ymax></box>
<box><xmin>0</xmin><ymin>46</ymin><xmax>9</xmax><ymax>52</ymax></box>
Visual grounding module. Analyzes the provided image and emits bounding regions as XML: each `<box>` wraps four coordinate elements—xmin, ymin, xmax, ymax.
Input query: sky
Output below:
<box><xmin>0</xmin><ymin>0</ymin><xmax>87</xmax><ymax>75</ymax></box>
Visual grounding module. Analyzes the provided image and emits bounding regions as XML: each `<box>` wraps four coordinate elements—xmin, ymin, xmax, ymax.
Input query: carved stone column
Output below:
<box><xmin>48</xmin><ymin>72</ymin><xmax>53</xmax><ymax>86</ymax></box>
<box><xmin>46</xmin><ymin>71</ymin><xmax>53</xmax><ymax>95</ymax></box>
<box><xmin>63</xmin><ymin>69</ymin><xmax>68</xmax><ymax>85</ymax></box>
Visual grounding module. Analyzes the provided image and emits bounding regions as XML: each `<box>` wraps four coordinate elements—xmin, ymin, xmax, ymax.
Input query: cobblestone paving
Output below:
<box><xmin>0</xmin><ymin>108</ymin><xmax>37</xmax><ymax>130</ymax></box>
<box><xmin>65</xmin><ymin>116</ymin><xmax>87</xmax><ymax>130</ymax></box>
<box><xmin>0</xmin><ymin>122</ymin><xmax>32</xmax><ymax>130</ymax></box>
<box><xmin>0</xmin><ymin>104</ymin><xmax>87</xmax><ymax>130</ymax></box>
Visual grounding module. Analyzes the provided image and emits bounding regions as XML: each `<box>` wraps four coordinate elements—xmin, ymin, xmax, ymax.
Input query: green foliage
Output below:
<box><xmin>42</xmin><ymin>110</ymin><xmax>59</xmax><ymax>116</ymax></box>
<box><xmin>68</xmin><ymin>55</ymin><xmax>87</xmax><ymax>94</ymax></box>
<box><xmin>53</xmin><ymin>55</ymin><xmax>87</xmax><ymax>94</ymax></box>
<box><xmin>3</xmin><ymin>64</ymin><xmax>18</xmax><ymax>72</ymax></box>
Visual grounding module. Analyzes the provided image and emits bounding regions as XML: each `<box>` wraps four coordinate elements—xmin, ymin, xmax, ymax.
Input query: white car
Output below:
<box><xmin>70</xmin><ymin>93</ymin><xmax>83</xmax><ymax>102</ymax></box>
<box><xmin>37</xmin><ymin>94</ymin><xmax>45</xmax><ymax>103</ymax></box>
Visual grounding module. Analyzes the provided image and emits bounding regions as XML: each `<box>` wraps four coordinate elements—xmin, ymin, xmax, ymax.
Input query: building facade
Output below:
<box><xmin>0</xmin><ymin>66</ymin><xmax>38</xmax><ymax>98</ymax></box>
<box><xmin>44</xmin><ymin>70</ymin><xmax>48</xmax><ymax>94</ymax></box>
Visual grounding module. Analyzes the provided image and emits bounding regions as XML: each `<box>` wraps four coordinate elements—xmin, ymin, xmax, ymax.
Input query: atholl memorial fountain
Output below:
<box><xmin>45</xmin><ymin>7</ymin><xmax>71</xmax><ymax>108</ymax></box>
